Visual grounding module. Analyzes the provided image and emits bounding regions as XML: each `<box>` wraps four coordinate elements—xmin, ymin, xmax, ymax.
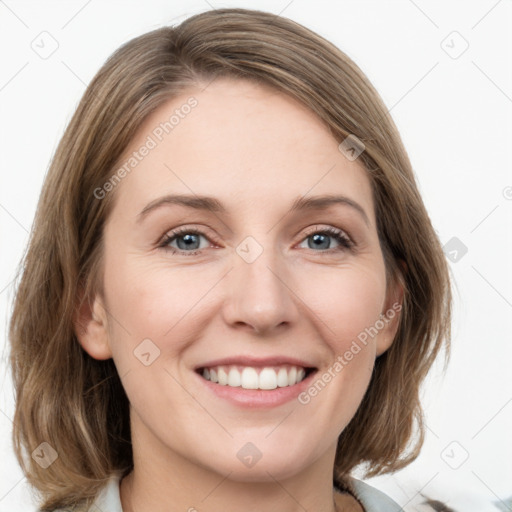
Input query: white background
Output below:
<box><xmin>0</xmin><ymin>1</ymin><xmax>511</xmax><ymax>511</ymax></box>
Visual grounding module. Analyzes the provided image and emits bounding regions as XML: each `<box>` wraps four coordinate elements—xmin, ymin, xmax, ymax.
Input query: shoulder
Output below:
<box><xmin>42</xmin><ymin>474</ymin><xmax>123</xmax><ymax>512</ymax></box>
<box><xmin>335</xmin><ymin>475</ymin><xmax>403</xmax><ymax>512</ymax></box>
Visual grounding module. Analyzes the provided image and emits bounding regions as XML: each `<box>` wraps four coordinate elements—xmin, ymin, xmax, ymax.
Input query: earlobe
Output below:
<box><xmin>375</xmin><ymin>306</ymin><xmax>402</xmax><ymax>356</ymax></box>
<box><xmin>376</xmin><ymin>263</ymin><xmax>406</xmax><ymax>356</ymax></box>
<box><xmin>73</xmin><ymin>286</ymin><xmax>112</xmax><ymax>360</ymax></box>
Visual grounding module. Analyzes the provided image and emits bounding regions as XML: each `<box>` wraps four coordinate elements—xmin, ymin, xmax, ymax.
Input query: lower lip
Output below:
<box><xmin>195</xmin><ymin>370</ymin><xmax>317</xmax><ymax>408</ymax></box>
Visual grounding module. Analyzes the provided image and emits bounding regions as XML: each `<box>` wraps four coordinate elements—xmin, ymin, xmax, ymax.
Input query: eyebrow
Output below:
<box><xmin>137</xmin><ymin>193</ymin><xmax>370</xmax><ymax>227</ymax></box>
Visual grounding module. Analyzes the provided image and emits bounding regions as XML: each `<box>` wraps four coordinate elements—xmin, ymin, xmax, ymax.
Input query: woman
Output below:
<box><xmin>9</xmin><ymin>8</ymin><xmax>452</xmax><ymax>512</ymax></box>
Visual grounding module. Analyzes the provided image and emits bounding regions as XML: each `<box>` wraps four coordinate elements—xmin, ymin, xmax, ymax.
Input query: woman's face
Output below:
<box><xmin>80</xmin><ymin>77</ymin><xmax>401</xmax><ymax>482</ymax></box>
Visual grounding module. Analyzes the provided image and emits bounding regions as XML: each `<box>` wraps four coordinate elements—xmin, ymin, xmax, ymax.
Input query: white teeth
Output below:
<box><xmin>276</xmin><ymin>367</ymin><xmax>288</xmax><ymax>387</ymax></box>
<box><xmin>218</xmin><ymin>367</ymin><xmax>228</xmax><ymax>385</ymax></box>
<box><xmin>200</xmin><ymin>364</ymin><xmax>309</xmax><ymax>389</ymax></box>
<box><xmin>259</xmin><ymin>368</ymin><xmax>277</xmax><ymax>390</ymax></box>
<box><xmin>241</xmin><ymin>367</ymin><xmax>259</xmax><ymax>389</ymax></box>
<box><xmin>228</xmin><ymin>367</ymin><xmax>241</xmax><ymax>387</ymax></box>
<box><xmin>288</xmin><ymin>366</ymin><xmax>297</xmax><ymax>385</ymax></box>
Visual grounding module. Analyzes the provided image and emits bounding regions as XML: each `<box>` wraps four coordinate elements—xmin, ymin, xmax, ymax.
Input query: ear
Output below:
<box><xmin>73</xmin><ymin>284</ymin><xmax>112</xmax><ymax>360</ymax></box>
<box><xmin>376</xmin><ymin>260</ymin><xmax>406</xmax><ymax>357</ymax></box>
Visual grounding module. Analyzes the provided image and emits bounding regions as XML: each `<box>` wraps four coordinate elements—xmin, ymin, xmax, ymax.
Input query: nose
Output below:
<box><xmin>221</xmin><ymin>242</ymin><xmax>300</xmax><ymax>336</ymax></box>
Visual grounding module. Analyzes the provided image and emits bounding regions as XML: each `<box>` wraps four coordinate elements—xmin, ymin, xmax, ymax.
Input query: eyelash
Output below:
<box><xmin>157</xmin><ymin>225</ymin><xmax>355</xmax><ymax>257</ymax></box>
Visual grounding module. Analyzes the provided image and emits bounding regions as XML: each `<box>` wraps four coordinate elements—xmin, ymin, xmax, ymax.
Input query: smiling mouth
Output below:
<box><xmin>196</xmin><ymin>364</ymin><xmax>316</xmax><ymax>390</ymax></box>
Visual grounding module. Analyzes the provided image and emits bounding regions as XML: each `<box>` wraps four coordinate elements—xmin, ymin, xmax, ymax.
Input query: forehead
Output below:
<box><xmin>109</xmin><ymin>78</ymin><xmax>374</xmax><ymax>223</ymax></box>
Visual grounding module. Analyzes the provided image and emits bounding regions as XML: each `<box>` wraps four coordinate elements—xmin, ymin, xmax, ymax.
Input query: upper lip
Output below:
<box><xmin>195</xmin><ymin>355</ymin><xmax>317</xmax><ymax>371</ymax></box>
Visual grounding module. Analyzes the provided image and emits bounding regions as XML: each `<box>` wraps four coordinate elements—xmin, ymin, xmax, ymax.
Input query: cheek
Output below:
<box><xmin>288</xmin><ymin>265</ymin><xmax>387</xmax><ymax>451</ymax></box>
<box><xmin>103</xmin><ymin>255</ymin><xmax>218</xmax><ymax>361</ymax></box>
<box><xmin>298</xmin><ymin>261</ymin><xmax>386</xmax><ymax>353</ymax></box>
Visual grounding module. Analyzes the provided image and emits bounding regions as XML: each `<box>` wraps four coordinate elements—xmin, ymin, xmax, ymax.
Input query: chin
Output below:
<box><xmin>192</xmin><ymin>438</ymin><xmax>320</xmax><ymax>483</ymax></box>
<box><xmin>209</xmin><ymin>456</ymin><xmax>311</xmax><ymax>483</ymax></box>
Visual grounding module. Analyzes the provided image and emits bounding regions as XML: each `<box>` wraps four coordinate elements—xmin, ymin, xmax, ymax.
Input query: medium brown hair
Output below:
<box><xmin>9</xmin><ymin>7</ymin><xmax>452</xmax><ymax>510</ymax></box>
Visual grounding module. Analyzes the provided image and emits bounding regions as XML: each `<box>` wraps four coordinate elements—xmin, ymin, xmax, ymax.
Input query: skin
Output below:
<box><xmin>76</xmin><ymin>77</ymin><xmax>403</xmax><ymax>512</ymax></box>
